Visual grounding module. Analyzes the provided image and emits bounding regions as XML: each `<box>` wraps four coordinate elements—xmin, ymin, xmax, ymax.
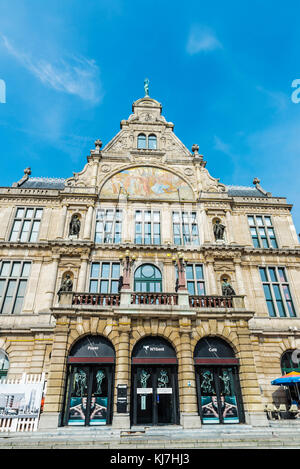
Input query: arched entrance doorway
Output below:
<box><xmin>131</xmin><ymin>336</ymin><xmax>179</xmax><ymax>426</ymax></box>
<box><xmin>194</xmin><ymin>337</ymin><xmax>244</xmax><ymax>424</ymax></box>
<box><xmin>63</xmin><ymin>335</ymin><xmax>115</xmax><ymax>426</ymax></box>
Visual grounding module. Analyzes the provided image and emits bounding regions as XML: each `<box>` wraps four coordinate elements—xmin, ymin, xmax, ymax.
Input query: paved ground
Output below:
<box><xmin>1</xmin><ymin>421</ymin><xmax>300</xmax><ymax>449</ymax></box>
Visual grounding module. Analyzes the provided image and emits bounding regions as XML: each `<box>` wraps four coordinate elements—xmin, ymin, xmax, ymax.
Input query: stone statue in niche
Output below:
<box><xmin>221</xmin><ymin>278</ymin><xmax>236</xmax><ymax>296</ymax></box>
<box><xmin>57</xmin><ymin>274</ymin><xmax>73</xmax><ymax>298</ymax></box>
<box><xmin>69</xmin><ymin>214</ymin><xmax>81</xmax><ymax>236</ymax></box>
<box><xmin>213</xmin><ymin>219</ymin><xmax>226</xmax><ymax>241</ymax></box>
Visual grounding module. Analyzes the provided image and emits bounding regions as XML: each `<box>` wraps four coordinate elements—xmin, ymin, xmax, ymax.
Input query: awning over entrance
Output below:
<box><xmin>68</xmin><ymin>335</ymin><xmax>115</xmax><ymax>364</ymax></box>
<box><xmin>193</xmin><ymin>337</ymin><xmax>239</xmax><ymax>365</ymax></box>
<box><xmin>132</xmin><ymin>336</ymin><xmax>178</xmax><ymax>364</ymax></box>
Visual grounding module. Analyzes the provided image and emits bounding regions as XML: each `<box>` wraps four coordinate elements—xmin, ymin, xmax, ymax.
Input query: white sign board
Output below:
<box><xmin>157</xmin><ymin>388</ymin><xmax>173</xmax><ymax>394</ymax></box>
<box><xmin>0</xmin><ymin>380</ymin><xmax>44</xmax><ymax>419</ymax></box>
<box><xmin>137</xmin><ymin>388</ymin><xmax>153</xmax><ymax>394</ymax></box>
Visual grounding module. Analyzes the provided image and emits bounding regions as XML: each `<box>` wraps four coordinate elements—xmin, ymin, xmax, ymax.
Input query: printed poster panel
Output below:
<box><xmin>0</xmin><ymin>381</ymin><xmax>44</xmax><ymax>419</ymax></box>
<box><xmin>201</xmin><ymin>396</ymin><xmax>220</xmax><ymax>424</ymax></box>
<box><xmin>221</xmin><ymin>396</ymin><xmax>239</xmax><ymax>423</ymax></box>
<box><xmin>68</xmin><ymin>397</ymin><xmax>107</xmax><ymax>426</ymax></box>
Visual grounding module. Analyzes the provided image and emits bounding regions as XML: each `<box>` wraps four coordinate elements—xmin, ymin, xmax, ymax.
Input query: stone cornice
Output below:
<box><xmin>0</xmin><ymin>240</ymin><xmax>299</xmax><ymax>258</ymax></box>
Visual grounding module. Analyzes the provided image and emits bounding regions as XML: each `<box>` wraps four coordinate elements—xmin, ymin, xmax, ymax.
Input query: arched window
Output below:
<box><xmin>0</xmin><ymin>350</ymin><xmax>9</xmax><ymax>378</ymax></box>
<box><xmin>281</xmin><ymin>350</ymin><xmax>300</xmax><ymax>374</ymax></box>
<box><xmin>137</xmin><ymin>134</ymin><xmax>146</xmax><ymax>149</ymax></box>
<box><xmin>134</xmin><ymin>264</ymin><xmax>162</xmax><ymax>292</ymax></box>
<box><xmin>148</xmin><ymin>134</ymin><xmax>157</xmax><ymax>150</ymax></box>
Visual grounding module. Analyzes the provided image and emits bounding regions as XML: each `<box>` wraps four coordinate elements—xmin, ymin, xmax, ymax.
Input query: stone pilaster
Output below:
<box><xmin>38</xmin><ymin>316</ymin><xmax>70</xmax><ymax>430</ymax></box>
<box><xmin>178</xmin><ymin>321</ymin><xmax>201</xmax><ymax>428</ymax></box>
<box><xmin>112</xmin><ymin>317</ymin><xmax>131</xmax><ymax>429</ymax></box>
<box><xmin>56</xmin><ymin>205</ymin><xmax>68</xmax><ymax>239</ymax></box>
<box><xmin>83</xmin><ymin>205</ymin><xmax>94</xmax><ymax>240</ymax></box>
<box><xmin>237</xmin><ymin>324</ymin><xmax>268</xmax><ymax>426</ymax></box>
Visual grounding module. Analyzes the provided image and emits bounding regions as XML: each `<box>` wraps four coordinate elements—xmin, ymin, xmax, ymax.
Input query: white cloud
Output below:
<box><xmin>187</xmin><ymin>26</ymin><xmax>222</xmax><ymax>55</ymax></box>
<box><xmin>1</xmin><ymin>35</ymin><xmax>103</xmax><ymax>103</ymax></box>
<box><xmin>213</xmin><ymin>135</ymin><xmax>232</xmax><ymax>155</ymax></box>
<box><xmin>256</xmin><ymin>85</ymin><xmax>288</xmax><ymax>112</ymax></box>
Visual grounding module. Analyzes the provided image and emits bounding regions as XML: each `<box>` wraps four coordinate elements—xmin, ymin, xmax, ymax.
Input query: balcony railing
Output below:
<box><xmin>131</xmin><ymin>292</ymin><xmax>178</xmax><ymax>306</ymax></box>
<box><xmin>58</xmin><ymin>292</ymin><xmax>244</xmax><ymax>309</ymax></box>
<box><xmin>189</xmin><ymin>295</ymin><xmax>245</xmax><ymax>308</ymax></box>
<box><xmin>72</xmin><ymin>293</ymin><xmax>120</xmax><ymax>306</ymax></box>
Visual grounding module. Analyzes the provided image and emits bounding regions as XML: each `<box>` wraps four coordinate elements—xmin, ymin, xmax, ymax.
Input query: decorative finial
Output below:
<box><xmin>191</xmin><ymin>144</ymin><xmax>199</xmax><ymax>156</ymax></box>
<box><xmin>24</xmin><ymin>167</ymin><xmax>31</xmax><ymax>176</ymax></box>
<box><xmin>144</xmin><ymin>78</ymin><xmax>150</xmax><ymax>97</ymax></box>
<box><xmin>253</xmin><ymin>177</ymin><xmax>260</xmax><ymax>186</ymax></box>
<box><xmin>94</xmin><ymin>139</ymin><xmax>102</xmax><ymax>153</ymax></box>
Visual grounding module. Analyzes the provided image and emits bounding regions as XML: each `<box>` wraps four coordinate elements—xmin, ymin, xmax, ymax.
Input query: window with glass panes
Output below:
<box><xmin>9</xmin><ymin>207</ymin><xmax>43</xmax><ymax>242</ymax></box>
<box><xmin>247</xmin><ymin>215</ymin><xmax>278</xmax><ymax>248</ymax></box>
<box><xmin>135</xmin><ymin>210</ymin><xmax>161</xmax><ymax>245</ymax></box>
<box><xmin>259</xmin><ymin>267</ymin><xmax>296</xmax><ymax>317</ymax></box>
<box><xmin>0</xmin><ymin>261</ymin><xmax>31</xmax><ymax>314</ymax></box>
<box><xmin>89</xmin><ymin>262</ymin><xmax>120</xmax><ymax>294</ymax></box>
<box><xmin>176</xmin><ymin>264</ymin><xmax>205</xmax><ymax>295</ymax></box>
<box><xmin>172</xmin><ymin>211</ymin><xmax>199</xmax><ymax>246</ymax></box>
<box><xmin>95</xmin><ymin>209</ymin><xmax>122</xmax><ymax>244</ymax></box>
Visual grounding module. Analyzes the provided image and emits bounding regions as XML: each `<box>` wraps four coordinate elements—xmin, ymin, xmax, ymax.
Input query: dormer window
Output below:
<box><xmin>137</xmin><ymin>134</ymin><xmax>146</xmax><ymax>149</ymax></box>
<box><xmin>137</xmin><ymin>133</ymin><xmax>157</xmax><ymax>150</ymax></box>
<box><xmin>148</xmin><ymin>134</ymin><xmax>157</xmax><ymax>149</ymax></box>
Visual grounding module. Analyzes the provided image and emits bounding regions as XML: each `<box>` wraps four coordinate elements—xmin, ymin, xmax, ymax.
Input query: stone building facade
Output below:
<box><xmin>0</xmin><ymin>94</ymin><xmax>300</xmax><ymax>430</ymax></box>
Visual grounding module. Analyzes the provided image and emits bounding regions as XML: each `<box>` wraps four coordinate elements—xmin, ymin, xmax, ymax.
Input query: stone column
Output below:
<box><xmin>112</xmin><ymin>318</ymin><xmax>131</xmax><ymax>429</ymax></box>
<box><xmin>44</xmin><ymin>255</ymin><xmax>59</xmax><ymax>310</ymax></box>
<box><xmin>234</xmin><ymin>259</ymin><xmax>246</xmax><ymax>296</ymax></box>
<box><xmin>201</xmin><ymin>209</ymin><xmax>211</xmax><ymax>244</ymax></box>
<box><xmin>225</xmin><ymin>210</ymin><xmax>234</xmax><ymax>244</ymax></box>
<box><xmin>39</xmin><ymin>316</ymin><xmax>70</xmax><ymax>430</ymax></box>
<box><xmin>77</xmin><ymin>256</ymin><xmax>89</xmax><ymax>292</ymax></box>
<box><xmin>206</xmin><ymin>260</ymin><xmax>218</xmax><ymax>295</ymax></box>
<box><xmin>56</xmin><ymin>205</ymin><xmax>68</xmax><ymax>239</ymax></box>
<box><xmin>83</xmin><ymin>205</ymin><xmax>94</xmax><ymax>240</ymax></box>
<box><xmin>178</xmin><ymin>325</ymin><xmax>201</xmax><ymax>428</ymax></box>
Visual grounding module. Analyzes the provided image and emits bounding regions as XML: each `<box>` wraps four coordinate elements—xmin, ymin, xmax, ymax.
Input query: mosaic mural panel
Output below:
<box><xmin>100</xmin><ymin>167</ymin><xmax>194</xmax><ymax>200</ymax></box>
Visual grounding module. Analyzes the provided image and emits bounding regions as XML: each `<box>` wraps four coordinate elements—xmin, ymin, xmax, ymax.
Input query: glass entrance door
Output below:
<box><xmin>64</xmin><ymin>365</ymin><xmax>113</xmax><ymax>426</ymax></box>
<box><xmin>132</xmin><ymin>366</ymin><xmax>178</xmax><ymax>426</ymax></box>
<box><xmin>196</xmin><ymin>366</ymin><xmax>243</xmax><ymax>424</ymax></box>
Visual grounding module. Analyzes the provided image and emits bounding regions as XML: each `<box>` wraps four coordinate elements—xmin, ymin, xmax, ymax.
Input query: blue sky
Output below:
<box><xmin>0</xmin><ymin>0</ymin><xmax>300</xmax><ymax>234</ymax></box>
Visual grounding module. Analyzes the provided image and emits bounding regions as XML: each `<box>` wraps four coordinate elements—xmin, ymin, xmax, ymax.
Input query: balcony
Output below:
<box><xmin>58</xmin><ymin>292</ymin><xmax>245</xmax><ymax>310</ymax></box>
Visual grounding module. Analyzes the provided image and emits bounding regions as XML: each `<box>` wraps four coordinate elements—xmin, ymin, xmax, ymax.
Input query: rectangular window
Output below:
<box><xmin>248</xmin><ymin>215</ymin><xmax>278</xmax><ymax>248</ymax></box>
<box><xmin>89</xmin><ymin>262</ymin><xmax>120</xmax><ymax>294</ymax></box>
<box><xmin>9</xmin><ymin>207</ymin><xmax>43</xmax><ymax>242</ymax></box>
<box><xmin>172</xmin><ymin>211</ymin><xmax>199</xmax><ymax>246</ymax></box>
<box><xmin>0</xmin><ymin>260</ymin><xmax>31</xmax><ymax>314</ymax></box>
<box><xmin>95</xmin><ymin>209</ymin><xmax>122</xmax><ymax>244</ymax></box>
<box><xmin>259</xmin><ymin>266</ymin><xmax>296</xmax><ymax>317</ymax></box>
<box><xmin>134</xmin><ymin>210</ymin><xmax>161</xmax><ymax>245</ymax></box>
<box><xmin>176</xmin><ymin>263</ymin><xmax>205</xmax><ymax>295</ymax></box>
